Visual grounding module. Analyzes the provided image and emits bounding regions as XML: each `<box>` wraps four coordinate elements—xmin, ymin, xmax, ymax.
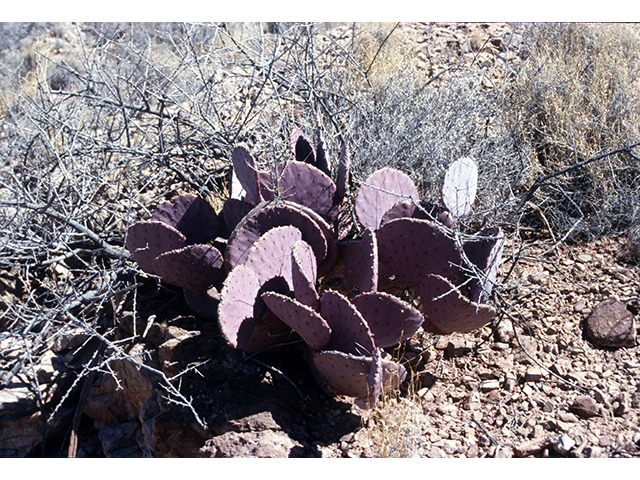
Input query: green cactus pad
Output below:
<box><xmin>341</xmin><ymin>227</ymin><xmax>378</xmax><ymax>294</ymax></box>
<box><xmin>351</xmin><ymin>291</ymin><xmax>424</xmax><ymax>348</ymax></box>
<box><xmin>152</xmin><ymin>244</ymin><xmax>224</xmax><ymax>296</ymax></box>
<box><xmin>125</xmin><ymin>221</ymin><xmax>188</xmax><ymax>275</ymax></box>
<box><xmin>441</xmin><ymin>157</ymin><xmax>478</xmax><ymax>218</ymax></box>
<box><xmin>320</xmin><ymin>290</ymin><xmax>374</xmax><ymax>356</ymax></box>
<box><xmin>261</xmin><ymin>291</ymin><xmax>331</xmax><ymax>350</ymax></box>
<box><xmin>354</xmin><ymin>167</ymin><xmax>419</xmax><ymax>230</ymax></box>
<box><xmin>376</xmin><ymin>217</ymin><xmax>462</xmax><ymax>287</ymax></box>
<box><xmin>417</xmin><ymin>274</ymin><xmax>497</xmax><ymax>334</ymax></box>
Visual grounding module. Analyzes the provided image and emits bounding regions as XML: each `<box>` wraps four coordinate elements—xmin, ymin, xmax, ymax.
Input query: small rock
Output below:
<box><xmin>427</xmin><ymin>447</ymin><xmax>447</xmax><ymax>458</ymax></box>
<box><xmin>553</xmin><ymin>434</ymin><xmax>576</xmax><ymax>455</ymax></box>
<box><xmin>612</xmin><ymin>393</ymin><xmax>630</xmax><ymax>417</ymax></box>
<box><xmin>524</xmin><ymin>367</ymin><xmax>544</xmax><ymax>382</ymax></box>
<box><xmin>445</xmin><ymin>338</ymin><xmax>471</xmax><ymax>357</ymax></box>
<box><xmin>514</xmin><ymin>436</ymin><xmax>551</xmax><ymax>457</ymax></box>
<box><xmin>570</xmin><ymin>395</ymin><xmax>598</xmax><ymax>418</ymax></box>
<box><xmin>494</xmin><ymin>319</ymin><xmax>515</xmax><ymax>343</ymax></box>
<box><xmin>586</xmin><ymin>446</ymin><xmax>604</xmax><ymax>458</ymax></box>
<box><xmin>584</xmin><ymin>298</ymin><xmax>637</xmax><ymax>348</ymax></box>
<box><xmin>557</xmin><ymin>412</ymin><xmax>579</xmax><ymax>423</ymax></box>
<box><xmin>480</xmin><ymin>380</ymin><xmax>500</xmax><ymax>392</ymax></box>
<box><xmin>463</xmin><ymin>392</ymin><xmax>482</xmax><ymax>411</ymax></box>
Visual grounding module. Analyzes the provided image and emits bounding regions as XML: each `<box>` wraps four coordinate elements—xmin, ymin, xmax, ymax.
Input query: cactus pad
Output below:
<box><xmin>341</xmin><ymin>227</ymin><xmax>378</xmax><ymax>294</ymax></box>
<box><xmin>314</xmin><ymin>126</ymin><xmax>331</xmax><ymax>176</ymax></box>
<box><xmin>417</xmin><ymin>274</ymin><xmax>497</xmax><ymax>334</ymax></box>
<box><xmin>231</xmin><ymin>145</ymin><xmax>262</xmax><ymax>205</ymax></box>
<box><xmin>261</xmin><ymin>291</ymin><xmax>331</xmax><ymax>350</ymax></box>
<box><xmin>463</xmin><ymin>226</ymin><xmax>505</xmax><ymax>304</ymax></box>
<box><xmin>290</xmin><ymin>128</ymin><xmax>316</xmax><ymax>165</ymax></box>
<box><xmin>224</xmin><ymin>201</ymin><xmax>327</xmax><ymax>272</ymax></box>
<box><xmin>354</xmin><ymin>167</ymin><xmax>419</xmax><ymax>230</ymax></box>
<box><xmin>441</xmin><ymin>157</ymin><xmax>478</xmax><ymax>218</ymax></box>
<box><xmin>152</xmin><ymin>244</ymin><xmax>224</xmax><ymax>296</ymax></box>
<box><xmin>291</xmin><ymin>240</ymin><xmax>320</xmax><ymax>310</ymax></box>
<box><xmin>320</xmin><ymin>290</ymin><xmax>374</xmax><ymax>356</ymax></box>
<box><xmin>380</xmin><ymin>200</ymin><xmax>455</xmax><ymax>230</ymax></box>
<box><xmin>125</xmin><ymin>221</ymin><xmax>187</xmax><ymax>274</ymax></box>
<box><xmin>221</xmin><ymin>198</ymin><xmax>254</xmax><ymax>235</ymax></box>
<box><xmin>351</xmin><ymin>291</ymin><xmax>424</xmax><ymax>348</ymax></box>
<box><xmin>150</xmin><ymin>193</ymin><xmax>219</xmax><ymax>245</ymax></box>
<box><xmin>243</xmin><ymin>225</ymin><xmax>302</xmax><ymax>286</ymax></box>
<box><xmin>376</xmin><ymin>217</ymin><xmax>462</xmax><ymax>287</ymax></box>
<box><xmin>335</xmin><ymin>144</ymin><xmax>349</xmax><ymax>205</ymax></box>
<box><xmin>184</xmin><ymin>287</ymin><xmax>221</xmax><ymax>321</ymax></box>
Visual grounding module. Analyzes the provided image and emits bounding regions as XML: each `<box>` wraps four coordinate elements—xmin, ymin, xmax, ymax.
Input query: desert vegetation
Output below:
<box><xmin>0</xmin><ymin>22</ymin><xmax>639</xmax><ymax>458</ymax></box>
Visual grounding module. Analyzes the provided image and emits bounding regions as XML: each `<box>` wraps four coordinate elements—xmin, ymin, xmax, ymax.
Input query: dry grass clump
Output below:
<box><xmin>504</xmin><ymin>23</ymin><xmax>640</xmax><ymax>238</ymax></box>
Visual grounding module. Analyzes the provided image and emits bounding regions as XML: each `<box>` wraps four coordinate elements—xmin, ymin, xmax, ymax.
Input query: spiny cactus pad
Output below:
<box><xmin>243</xmin><ymin>225</ymin><xmax>302</xmax><ymax>286</ymax></box>
<box><xmin>380</xmin><ymin>200</ymin><xmax>455</xmax><ymax>230</ymax></box>
<box><xmin>125</xmin><ymin>221</ymin><xmax>188</xmax><ymax>275</ymax></box>
<box><xmin>335</xmin><ymin>144</ymin><xmax>349</xmax><ymax>205</ymax></box>
<box><xmin>261</xmin><ymin>291</ymin><xmax>331</xmax><ymax>350</ymax></box>
<box><xmin>231</xmin><ymin>145</ymin><xmax>262</xmax><ymax>205</ymax></box>
<box><xmin>441</xmin><ymin>157</ymin><xmax>478</xmax><ymax>218</ymax></box>
<box><xmin>354</xmin><ymin>167</ymin><xmax>419</xmax><ymax>230</ymax></box>
<box><xmin>376</xmin><ymin>217</ymin><xmax>462</xmax><ymax>287</ymax></box>
<box><xmin>291</xmin><ymin>240</ymin><xmax>320</xmax><ymax>310</ymax></box>
<box><xmin>320</xmin><ymin>290</ymin><xmax>375</xmax><ymax>356</ymax></box>
<box><xmin>463</xmin><ymin>226</ymin><xmax>505</xmax><ymax>304</ymax></box>
<box><xmin>314</xmin><ymin>126</ymin><xmax>331</xmax><ymax>176</ymax></box>
<box><xmin>260</xmin><ymin>161</ymin><xmax>337</xmax><ymax>220</ymax></box>
<box><xmin>341</xmin><ymin>228</ymin><xmax>378</xmax><ymax>294</ymax></box>
<box><xmin>152</xmin><ymin>244</ymin><xmax>224</xmax><ymax>296</ymax></box>
<box><xmin>290</xmin><ymin>128</ymin><xmax>316</xmax><ymax>165</ymax></box>
<box><xmin>351</xmin><ymin>292</ymin><xmax>424</xmax><ymax>349</ymax></box>
<box><xmin>224</xmin><ymin>201</ymin><xmax>327</xmax><ymax>272</ymax></box>
<box><xmin>418</xmin><ymin>274</ymin><xmax>497</xmax><ymax>334</ymax></box>
<box><xmin>221</xmin><ymin>198</ymin><xmax>254</xmax><ymax>235</ymax></box>
<box><xmin>150</xmin><ymin>194</ymin><xmax>219</xmax><ymax>245</ymax></box>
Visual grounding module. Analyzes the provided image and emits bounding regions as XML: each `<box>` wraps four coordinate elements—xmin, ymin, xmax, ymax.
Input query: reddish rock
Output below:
<box><xmin>584</xmin><ymin>298</ymin><xmax>637</xmax><ymax>348</ymax></box>
<box><xmin>570</xmin><ymin>395</ymin><xmax>598</xmax><ymax>418</ymax></box>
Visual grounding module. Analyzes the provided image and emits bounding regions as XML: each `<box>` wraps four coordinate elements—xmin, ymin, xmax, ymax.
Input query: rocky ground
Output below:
<box><xmin>1</xmin><ymin>22</ymin><xmax>639</xmax><ymax>458</ymax></box>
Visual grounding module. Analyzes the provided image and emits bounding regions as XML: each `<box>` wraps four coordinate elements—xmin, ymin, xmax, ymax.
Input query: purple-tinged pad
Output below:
<box><xmin>376</xmin><ymin>217</ymin><xmax>462</xmax><ymax>287</ymax></box>
<box><xmin>291</xmin><ymin>203</ymin><xmax>339</xmax><ymax>278</ymax></box>
<box><xmin>315</xmin><ymin>126</ymin><xmax>331</xmax><ymax>176</ymax></box>
<box><xmin>291</xmin><ymin>241</ymin><xmax>320</xmax><ymax>310</ymax></box>
<box><xmin>341</xmin><ymin>228</ymin><xmax>378</xmax><ymax>294</ymax></box>
<box><xmin>463</xmin><ymin>226</ymin><xmax>505</xmax><ymax>304</ymax></box>
<box><xmin>417</xmin><ymin>274</ymin><xmax>497</xmax><ymax>334</ymax></box>
<box><xmin>244</xmin><ymin>226</ymin><xmax>302</xmax><ymax>287</ymax></box>
<box><xmin>333</xmin><ymin>204</ymin><xmax>353</xmax><ymax>241</ymax></box>
<box><xmin>351</xmin><ymin>292</ymin><xmax>424</xmax><ymax>349</ymax></box>
<box><xmin>290</xmin><ymin>128</ymin><xmax>316</xmax><ymax>165</ymax></box>
<box><xmin>224</xmin><ymin>201</ymin><xmax>327</xmax><ymax>273</ymax></box>
<box><xmin>320</xmin><ymin>290</ymin><xmax>375</xmax><ymax>356</ymax></box>
<box><xmin>231</xmin><ymin>145</ymin><xmax>262</xmax><ymax>205</ymax></box>
<box><xmin>335</xmin><ymin>144</ymin><xmax>349</xmax><ymax>205</ymax></box>
<box><xmin>312</xmin><ymin>350</ymin><xmax>373</xmax><ymax>398</ymax></box>
<box><xmin>355</xmin><ymin>348</ymin><xmax>383</xmax><ymax>409</ymax></box>
<box><xmin>218</xmin><ymin>265</ymin><xmax>261</xmax><ymax>350</ymax></box>
<box><xmin>221</xmin><ymin>198</ymin><xmax>254</xmax><ymax>235</ymax></box>
<box><xmin>151</xmin><ymin>194</ymin><xmax>219</xmax><ymax>245</ymax></box>
<box><xmin>441</xmin><ymin>157</ymin><xmax>478</xmax><ymax>218</ymax></box>
<box><xmin>380</xmin><ymin>200</ymin><xmax>455</xmax><ymax>230</ymax></box>
<box><xmin>380</xmin><ymin>357</ymin><xmax>407</xmax><ymax>391</ymax></box>
<box><xmin>259</xmin><ymin>161</ymin><xmax>337</xmax><ymax>220</ymax></box>
<box><xmin>125</xmin><ymin>221</ymin><xmax>188</xmax><ymax>275</ymax></box>
<box><xmin>152</xmin><ymin>244</ymin><xmax>224</xmax><ymax>296</ymax></box>
<box><xmin>354</xmin><ymin>168</ymin><xmax>419</xmax><ymax>230</ymax></box>
<box><xmin>262</xmin><ymin>292</ymin><xmax>331</xmax><ymax>350</ymax></box>
<box><xmin>229</xmin><ymin>165</ymin><xmax>246</xmax><ymax>201</ymax></box>
<box><xmin>184</xmin><ymin>287</ymin><xmax>221</xmax><ymax>321</ymax></box>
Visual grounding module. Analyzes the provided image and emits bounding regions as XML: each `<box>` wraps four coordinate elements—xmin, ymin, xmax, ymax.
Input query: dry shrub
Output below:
<box><xmin>504</xmin><ymin>23</ymin><xmax>640</xmax><ymax>238</ymax></box>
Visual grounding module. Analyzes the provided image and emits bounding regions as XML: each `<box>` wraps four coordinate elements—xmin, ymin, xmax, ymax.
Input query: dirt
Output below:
<box><xmin>1</xmin><ymin>22</ymin><xmax>639</xmax><ymax>458</ymax></box>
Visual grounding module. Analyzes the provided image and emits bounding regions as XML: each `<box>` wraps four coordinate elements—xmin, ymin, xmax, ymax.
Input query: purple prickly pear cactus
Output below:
<box><xmin>315</xmin><ymin>125</ymin><xmax>331</xmax><ymax>176</ymax></box>
<box><xmin>151</xmin><ymin>193</ymin><xmax>219</xmax><ymax>245</ymax></box>
<box><xmin>341</xmin><ymin>227</ymin><xmax>378</xmax><ymax>294</ymax></box>
<box><xmin>312</xmin><ymin>350</ymin><xmax>373</xmax><ymax>397</ymax></box>
<box><xmin>231</xmin><ymin>145</ymin><xmax>262</xmax><ymax>205</ymax></box>
<box><xmin>335</xmin><ymin>144</ymin><xmax>350</xmax><ymax>205</ymax></box>
<box><xmin>320</xmin><ymin>290</ymin><xmax>375</xmax><ymax>356</ymax></box>
<box><xmin>221</xmin><ymin>198</ymin><xmax>254</xmax><ymax>235</ymax></box>
<box><xmin>260</xmin><ymin>161</ymin><xmax>337</xmax><ymax>220</ymax></box>
<box><xmin>184</xmin><ymin>287</ymin><xmax>221</xmax><ymax>321</ymax></box>
<box><xmin>376</xmin><ymin>217</ymin><xmax>462</xmax><ymax>287</ymax></box>
<box><xmin>243</xmin><ymin>225</ymin><xmax>302</xmax><ymax>286</ymax></box>
<box><xmin>380</xmin><ymin>200</ymin><xmax>455</xmax><ymax>230</ymax></box>
<box><xmin>152</xmin><ymin>244</ymin><xmax>224</xmax><ymax>296</ymax></box>
<box><xmin>351</xmin><ymin>291</ymin><xmax>424</xmax><ymax>349</ymax></box>
<box><xmin>261</xmin><ymin>291</ymin><xmax>331</xmax><ymax>350</ymax></box>
<box><xmin>441</xmin><ymin>157</ymin><xmax>478</xmax><ymax>218</ymax></box>
<box><xmin>125</xmin><ymin>221</ymin><xmax>187</xmax><ymax>275</ymax></box>
<box><xmin>291</xmin><ymin>240</ymin><xmax>320</xmax><ymax>310</ymax></box>
<box><xmin>463</xmin><ymin>226</ymin><xmax>505</xmax><ymax>304</ymax></box>
<box><xmin>290</xmin><ymin>128</ymin><xmax>316</xmax><ymax>165</ymax></box>
<box><xmin>417</xmin><ymin>273</ymin><xmax>497</xmax><ymax>334</ymax></box>
<box><xmin>354</xmin><ymin>167</ymin><xmax>419</xmax><ymax>230</ymax></box>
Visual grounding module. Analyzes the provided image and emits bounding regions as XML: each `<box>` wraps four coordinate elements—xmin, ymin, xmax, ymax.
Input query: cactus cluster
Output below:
<box><xmin>125</xmin><ymin>127</ymin><xmax>505</xmax><ymax>406</ymax></box>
